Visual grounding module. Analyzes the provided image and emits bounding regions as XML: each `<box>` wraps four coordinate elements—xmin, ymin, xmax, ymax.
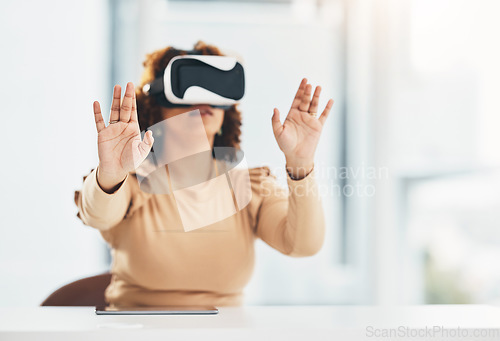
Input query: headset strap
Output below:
<box><xmin>143</xmin><ymin>77</ymin><xmax>164</xmax><ymax>96</ymax></box>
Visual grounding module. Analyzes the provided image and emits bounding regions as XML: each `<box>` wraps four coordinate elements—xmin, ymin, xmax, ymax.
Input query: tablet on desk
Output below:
<box><xmin>95</xmin><ymin>305</ymin><xmax>219</xmax><ymax>315</ymax></box>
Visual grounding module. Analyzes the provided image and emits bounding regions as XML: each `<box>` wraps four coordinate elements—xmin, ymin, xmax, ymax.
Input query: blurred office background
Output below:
<box><xmin>1</xmin><ymin>0</ymin><xmax>499</xmax><ymax>306</ymax></box>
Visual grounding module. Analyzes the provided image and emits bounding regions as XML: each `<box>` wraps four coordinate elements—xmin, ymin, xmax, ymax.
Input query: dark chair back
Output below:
<box><xmin>41</xmin><ymin>273</ymin><xmax>112</xmax><ymax>306</ymax></box>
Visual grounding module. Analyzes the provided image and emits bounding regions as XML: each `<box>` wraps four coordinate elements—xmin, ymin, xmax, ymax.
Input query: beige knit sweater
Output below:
<box><xmin>74</xmin><ymin>164</ymin><xmax>325</xmax><ymax>307</ymax></box>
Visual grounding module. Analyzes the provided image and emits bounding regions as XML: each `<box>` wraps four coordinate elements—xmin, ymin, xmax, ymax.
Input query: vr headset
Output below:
<box><xmin>142</xmin><ymin>53</ymin><xmax>245</xmax><ymax>109</ymax></box>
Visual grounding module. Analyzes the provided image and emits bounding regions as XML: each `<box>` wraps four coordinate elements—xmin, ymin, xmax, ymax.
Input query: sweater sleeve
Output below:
<box><xmin>74</xmin><ymin>167</ymin><xmax>133</xmax><ymax>231</ymax></box>
<box><xmin>249</xmin><ymin>166</ymin><xmax>325</xmax><ymax>257</ymax></box>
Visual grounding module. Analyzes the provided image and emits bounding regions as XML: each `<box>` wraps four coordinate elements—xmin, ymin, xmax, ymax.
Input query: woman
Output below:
<box><xmin>75</xmin><ymin>41</ymin><xmax>334</xmax><ymax>307</ymax></box>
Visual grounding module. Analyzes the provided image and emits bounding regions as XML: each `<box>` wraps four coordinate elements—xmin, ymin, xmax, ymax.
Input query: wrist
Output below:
<box><xmin>285</xmin><ymin>156</ymin><xmax>314</xmax><ymax>180</ymax></box>
<box><xmin>96</xmin><ymin>166</ymin><xmax>127</xmax><ymax>194</ymax></box>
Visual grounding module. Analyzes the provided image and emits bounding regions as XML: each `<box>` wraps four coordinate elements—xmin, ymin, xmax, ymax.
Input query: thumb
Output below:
<box><xmin>137</xmin><ymin>130</ymin><xmax>154</xmax><ymax>163</ymax></box>
<box><xmin>272</xmin><ymin>108</ymin><xmax>283</xmax><ymax>137</ymax></box>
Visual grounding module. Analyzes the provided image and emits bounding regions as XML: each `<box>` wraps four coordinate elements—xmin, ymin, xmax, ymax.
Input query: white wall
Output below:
<box><xmin>0</xmin><ymin>0</ymin><xmax>110</xmax><ymax>306</ymax></box>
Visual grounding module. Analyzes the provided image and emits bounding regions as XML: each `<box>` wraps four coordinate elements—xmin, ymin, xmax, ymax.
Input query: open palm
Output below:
<box><xmin>93</xmin><ymin>82</ymin><xmax>154</xmax><ymax>187</ymax></box>
<box><xmin>272</xmin><ymin>78</ymin><xmax>334</xmax><ymax>163</ymax></box>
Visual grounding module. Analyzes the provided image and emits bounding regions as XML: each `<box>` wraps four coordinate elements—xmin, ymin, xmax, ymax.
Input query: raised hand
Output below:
<box><xmin>272</xmin><ymin>78</ymin><xmax>334</xmax><ymax>178</ymax></box>
<box><xmin>93</xmin><ymin>82</ymin><xmax>154</xmax><ymax>192</ymax></box>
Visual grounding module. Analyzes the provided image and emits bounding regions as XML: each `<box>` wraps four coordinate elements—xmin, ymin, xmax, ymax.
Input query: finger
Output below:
<box><xmin>93</xmin><ymin>101</ymin><xmax>105</xmax><ymax>133</ymax></box>
<box><xmin>138</xmin><ymin>130</ymin><xmax>154</xmax><ymax>161</ymax></box>
<box><xmin>298</xmin><ymin>83</ymin><xmax>313</xmax><ymax>112</ymax></box>
<box><xmin>131</xmin><ymin>90</ymin><xmax>138</xmax><ymax>122</ymax></box>
<box><xmin>109</xmin><ymin>85</ymin><xmax>121</xmax><ymax>122</ymax></box>
<box><xmin>291</xmin><ymin>78</ymin><xmax>307</xmax><ymax>109</ymax></box>
<box><xmin>318</xmin><ymin>99</ymin><xmax>334</xmax><ymax>125</ymax></box>
<box><xmin>308</xmin><ymin>86</ymin><xmax>321</xmax><ymax>114</ymax></box>
<box><xmin>120</xmin><ymin>82</ymin><xmax>135</xmax><ymax>123</ymax></box>
<box><xmin>272</xmin><ymin>108</ymin><xmax>283</xmax><ymax>137</ymax></box>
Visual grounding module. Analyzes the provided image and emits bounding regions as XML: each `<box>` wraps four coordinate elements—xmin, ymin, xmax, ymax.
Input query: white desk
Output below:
<box><xmin>1</xmin><ymin>305</ymin><xmax>500</xmax><ymax>341</ymax></box>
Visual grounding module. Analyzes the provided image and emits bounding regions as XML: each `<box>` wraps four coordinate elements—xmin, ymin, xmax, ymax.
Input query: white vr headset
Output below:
<box><xmin>142</xmin><ymin>54</ymin><xmax>245</xmax><ymax>109</ymax></box>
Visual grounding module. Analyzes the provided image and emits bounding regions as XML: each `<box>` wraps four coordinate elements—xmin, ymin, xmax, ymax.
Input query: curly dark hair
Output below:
<box><xmin>136</xmin><ymin>41</ymin><xmax>242</xmax><ymax>160</ymax></box>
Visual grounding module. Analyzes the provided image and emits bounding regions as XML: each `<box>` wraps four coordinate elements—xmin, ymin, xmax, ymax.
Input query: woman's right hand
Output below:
<box><xmin>93</xmin><ymin>82</ymin><xmax>154</xmax><ymax>193</ymax></box>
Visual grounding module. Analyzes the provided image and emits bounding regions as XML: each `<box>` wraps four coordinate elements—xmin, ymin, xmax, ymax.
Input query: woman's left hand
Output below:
<box><xmin>272</xmin><ymin>78</ymin><xmax>334</xmax><ymax>178</ymax></box>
